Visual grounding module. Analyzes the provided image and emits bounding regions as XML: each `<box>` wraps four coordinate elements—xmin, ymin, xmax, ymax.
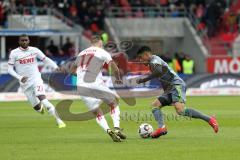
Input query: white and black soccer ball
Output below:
<box><xmin>138</xmin><ymin>123</ymin><xmax>153</xmax><ymax>138</ymax></box>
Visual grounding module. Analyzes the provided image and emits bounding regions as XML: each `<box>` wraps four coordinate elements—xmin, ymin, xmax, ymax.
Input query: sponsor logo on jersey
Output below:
<box><xmin>19</xmin><ymin>57</ymin><xmax>35</xmax><ymax>64</ymax></box>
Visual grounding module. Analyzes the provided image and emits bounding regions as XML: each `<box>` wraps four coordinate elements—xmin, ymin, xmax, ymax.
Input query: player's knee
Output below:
<box><xmin>92</xmin><ymin>108</ymin><xmax>102</xmax><ymax>117</ymax></box>
<box><xmin>33</xmin><ymin>103</ymin><xmax>41</xmax><ymax>111</ymax></box>
<box><xmin>151</xmin><ymin>99</ymin><xmax>161</xmax><ymax>108</ymax></box>
<box><xmin>114</xmin><ymin>97</ymin><xmax>119</xmax><ymax>105</ymax></box>
<box><xmin>108</xmin><ymin>98</ymin><xmax>119</xmax><ymax>107</ymax></box>
<box><xmin>174</xmin><ymin>103</ymin><xmax>185</xmax><ymax>115</ymax></box>
<box><xmin>176</xmin><ymin>109</ymin><xmax>184</xmax><ymax>115</ymax></box>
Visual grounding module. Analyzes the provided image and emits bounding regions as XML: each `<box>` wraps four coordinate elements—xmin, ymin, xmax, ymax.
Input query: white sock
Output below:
<box><xmin>96</xmin><ymin>114</ymin><xmax>110</xmax><ymax>132</ymax></box>
<box><xmin>110</xmin><ymin>105</ymin><xmax>120</xmax><ymax>128</ymax></box>
<box><xmin>41</xmin><ymin>99</ymin><xmax>63</xmax><ymax>124</ymax></box>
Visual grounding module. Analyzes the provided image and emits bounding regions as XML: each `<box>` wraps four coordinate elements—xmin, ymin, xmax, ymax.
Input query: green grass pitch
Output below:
<box><xmin>0</xmin><ymin>96</ymin><xmax>240</xmax><ymax>160</ymax></box>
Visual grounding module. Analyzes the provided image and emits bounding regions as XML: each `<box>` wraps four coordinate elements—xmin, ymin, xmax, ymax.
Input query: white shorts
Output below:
<box><xmin>23</xmin><ymin>83</ymin><xmax>46</xmax><ymax>107</ymax></box>
<box><xmin>80</xmin><ymin>96</ymin><xmax>102</xmax><ymax>111</ymax></box>
<box><xmin>77</xmin><ymin>83</ymin><xmax>118</xmax><ymax>111</ymax></box>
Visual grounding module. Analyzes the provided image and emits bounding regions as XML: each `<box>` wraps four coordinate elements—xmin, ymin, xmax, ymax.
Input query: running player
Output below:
<box><xmin>8</xmin><ymin>34</ymin><xmax>66</xmax><ymax>128</ymax></box>
<box><xmin>66</xmin><ymin>35</ymin><xmax>126</xmax><ymax>142</ymax></box>
<box><xmin>136</xmin><ymin>46</ymin><xmax>219</xmax><ymax>138</ymax></box>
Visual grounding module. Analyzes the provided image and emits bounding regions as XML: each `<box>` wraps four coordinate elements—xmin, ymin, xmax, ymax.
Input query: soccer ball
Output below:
<box><xmin>138</xmin><ymin>123</ymin><xmax>153</xmax><ymax>138</ymax></box>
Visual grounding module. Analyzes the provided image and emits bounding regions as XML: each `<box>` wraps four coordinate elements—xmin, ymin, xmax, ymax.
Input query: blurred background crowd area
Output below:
<box><xmin>11</xmin><ymin>34</ymin><xmax>194</xmax><ymax>75</ymax></box>
<box><xmin>0</xmin><ymin>0</ymin><xmax>239</xmax><ymax>75</ymax></box>
<box><xmin>0</xmin><ymin>0</ymin><xmax>239</xmax><ymax>37</ymax></box>
<box><xmin>104</xmin><ymin>50</ymin><xmax>195</xmax><ymax>76</ymax></box>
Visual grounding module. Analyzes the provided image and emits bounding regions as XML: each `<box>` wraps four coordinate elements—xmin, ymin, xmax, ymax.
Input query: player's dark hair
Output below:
<box><xmin>90</xmin><ymin>35</ymin><xmax>102</xmax><ymax>44</ymax></box>
<box><xmin>19</xmin><ymin>34</ymin><xmax>29</xmax><ymax>39</ymax></box>
<box><xmin>137</xmin><ymin>46</ymin><xmax>152</xmax><ymax>55</ymax></box>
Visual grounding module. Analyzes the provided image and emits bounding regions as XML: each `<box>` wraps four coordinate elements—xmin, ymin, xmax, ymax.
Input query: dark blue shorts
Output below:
<box><xmin>158</xmin><ymin>84</ymin><xmax>186</xmax><ymax>106</ymax></box>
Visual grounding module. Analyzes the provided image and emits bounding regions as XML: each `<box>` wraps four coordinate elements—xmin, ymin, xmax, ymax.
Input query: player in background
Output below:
<box><xmin>63</xmin><ymin>35</ymin><xmax>126</xmax><ymax>142</ymax></box>
<box><xmin>8</xmin><ymin>34</ymin><xmax>66</xmax><ymax>128</ymax></box>
<box><xmin>136</xmin><ymin>46</ymin><xmax>219</xmax><ymax>138</ymax></box>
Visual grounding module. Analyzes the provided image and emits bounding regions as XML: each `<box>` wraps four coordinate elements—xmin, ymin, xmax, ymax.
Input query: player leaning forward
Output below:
<box><xmin>136</xmin><ymin>46</ymin><xmax>219</xmax><ymax>138</ymax></box>
<box><xmin>8</xmin><ymin>34</ymin><xmax>66</xmax><ymax>128</ymax></box>
<box><xmin>66</xmin><ymin>35</ymin><xmax>126</xmax><ymax>142</ymax></box>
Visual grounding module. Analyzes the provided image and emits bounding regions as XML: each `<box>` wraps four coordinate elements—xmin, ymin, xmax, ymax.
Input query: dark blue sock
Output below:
<box><xmin>152</xmin><ymin>108</ymin><xmax>165</xmax><ymax>128</ymax></box>
<box><xmin>182</xmin><ymin>108</ymin><xmax>210</xmax><ymax>122</ymax></box>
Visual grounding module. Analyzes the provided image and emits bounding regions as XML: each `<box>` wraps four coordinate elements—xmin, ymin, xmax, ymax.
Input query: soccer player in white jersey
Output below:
<box><xmin>8</xmin><ymin>34</ymin><xmax>66</xmax><ymax>128</ymax></box>
<box><xmin>65</xmin><ymin>35</ymin><xmax>126</xmax><ymax>142</ymax></box>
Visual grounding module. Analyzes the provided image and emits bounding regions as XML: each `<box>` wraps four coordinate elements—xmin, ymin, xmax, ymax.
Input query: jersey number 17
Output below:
<box><xmin>79</xmin><ymin>53</ymin><xmax>94</xmax><ymax>70</ymax></box>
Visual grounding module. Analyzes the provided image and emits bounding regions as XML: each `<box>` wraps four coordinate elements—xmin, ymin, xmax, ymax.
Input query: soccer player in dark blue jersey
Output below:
<box><xmin>136</xmin><ymin>46</ymin><xmax>219</xmax><ymax>138</ymax></box>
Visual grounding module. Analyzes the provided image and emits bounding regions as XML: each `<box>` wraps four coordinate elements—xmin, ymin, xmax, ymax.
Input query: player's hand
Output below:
<box><xmin>21</xmin><ymin>76</ymin><xmax>28</xmax><ymax>83</ymax></box>
<box><xmin>115</xmin><ymin>79</ymin><xmax>123</xmax><ymax>84</ymax></box>
<box><xmin>55</xmin><ymin>67</ymin><xmax>62</xmax><ymax>72</ymax></box>
<box><xmin>136</xmin><ymin>78</ymin><xmax>144</xmax><ymax>84</ymax></box>
<box><xmin>56</xmin><ymin>67</ymin><xmax>66</xmax><ymax>73</ymax></box>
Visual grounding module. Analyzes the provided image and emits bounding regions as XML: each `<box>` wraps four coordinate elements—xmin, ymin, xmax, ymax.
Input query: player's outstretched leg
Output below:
<box><xmin>174</xmin><ymin>102</ymin><xmax>219</xmax><ymax>133</ymax></box>
<box><xmin>150</xmin><ymin>99</ymin><xmax>168</xmax><ymax>138</ymax></box>
<box><xmin>109</xmin><ymin>104</ymin><xmax>126</xmax><ymax>139</ymax></box>
<box><xmin>94</xmin><ymin>109</ymin><xmax>122</xmax><ymax>142</ymax></box>
<box><xmin>40</xmin><ymin>98</ymin><xmax>66</xmax><ymax>128</ymax></box>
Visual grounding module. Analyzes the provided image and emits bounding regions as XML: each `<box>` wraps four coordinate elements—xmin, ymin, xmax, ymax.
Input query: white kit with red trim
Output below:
<box><xmin>8</xmin><ymin>46</ymin><xmax>46</xmax><ymax>91</ymax></box>
<box><xmin>75</xmin><ymin>46</ymin><xmax>117</xmax><ymax>110</ymax></box>
<box><xmin>76</xmin><ymin>46</ymin><xmax>113</xmax><ymax>86</ymax></box>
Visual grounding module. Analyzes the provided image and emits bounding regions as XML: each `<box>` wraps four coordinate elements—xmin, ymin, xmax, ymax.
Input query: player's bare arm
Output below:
<box><xmin>58</xmin><ymin>64</ymin><xmax>77</xmax><ymax>75</ymax></box>
<box><xmin>109</xmin><ymin>60</ymin><xmax>122</xmax><ymax>84</ymax></box>
<box><xmin>68</xmin><ymin>62</ymin><xmax>77</xmax><ymax>75</ymax></box>
<box><xmin>56</xmin><ymin>58</ymin><xmax>77</xmax><ymax>75</ymax></box>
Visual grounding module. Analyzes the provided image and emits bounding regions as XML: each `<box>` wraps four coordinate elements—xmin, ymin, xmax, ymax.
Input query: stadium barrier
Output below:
<box><xmin>1</xmin><ymin>73</ymin><xmax>240</xmax><ymax>101</ymax></box>
<box><xmin>187</xmin><ymin>88</ymin><xmax>240</xmax><ymax>96</ymax></box>
<box><xmin>0</xmin><ymin>92</ymin><xmax>80</xmax><ymax>102</ymax></box>
<box><xmin>1</xmin><ymin>88</ymin><xmax>240</xmax><ymax>102</ymax></box>
<box><xmin>207</xmin><ymin>56</ymin><xmax>240</xmax><ymax>74</ymax></box>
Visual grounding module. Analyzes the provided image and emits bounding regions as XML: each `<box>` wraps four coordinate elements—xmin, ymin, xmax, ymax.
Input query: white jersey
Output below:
<box><xmin>8</xmin><ymin>46</ymin><xmax>46</xmax><ymax>90</ymax></box>
<box><xmin>76</xmin><ymin>46</ymin><xmax>112</xmax><ymax>86</ymax></box>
